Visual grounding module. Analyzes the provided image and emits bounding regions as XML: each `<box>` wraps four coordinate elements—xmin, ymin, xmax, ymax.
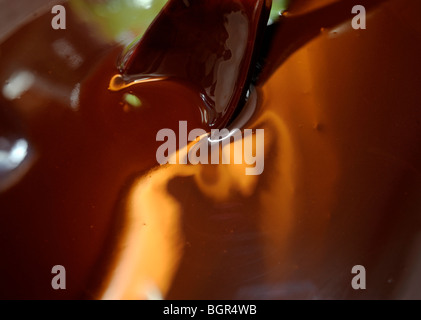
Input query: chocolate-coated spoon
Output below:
<box><xmin>118</xmin><ymin>0</ymin><xmax>272</xmax><ymax>128</ymax></box>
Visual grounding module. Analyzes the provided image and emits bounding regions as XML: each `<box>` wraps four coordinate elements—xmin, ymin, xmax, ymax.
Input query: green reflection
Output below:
<box><xmin>70</xmin><ymin>0</ymin><xmax>290</xmax><ymax>42</ymax></box>
<box><xmin>124</xmin><ymin>93</ymin><xmax>142</xmax><ymax>108</ymax></box>
<box><xmin>70</xmin><ymin>0</ymin><xmax>168</xmax><ymax>41</ymax></box>
<box><xmin>271</xmin><ymin>0</ymin><xmax>291</xmax><ymax>21</ymax></box>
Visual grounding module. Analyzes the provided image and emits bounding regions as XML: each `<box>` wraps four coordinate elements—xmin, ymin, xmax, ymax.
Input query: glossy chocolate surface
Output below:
<box><xmin>120</xmin><ymin>0</ymin><xmax>271</xmax><ymax>128</ymax></box>
<box><xmin>1</xmin><ymin>0</ymin><xmax>421</xmax><ymax>299</ymax></box>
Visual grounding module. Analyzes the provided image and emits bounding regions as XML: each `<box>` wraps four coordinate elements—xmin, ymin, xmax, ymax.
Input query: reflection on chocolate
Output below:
<box><xmin>119</xmin><ymin>0</ymin><xmax>271</xmax><ymax>128</ymax></box>
<box><xmin>1</xmin><ymin>0</ymin><xmax>421</xmax><ymax>300</ymax></box>
<box><xmin>0</xmin><ymin>107</ymin><xmax>33</xmax><ymax>193</ymax></box>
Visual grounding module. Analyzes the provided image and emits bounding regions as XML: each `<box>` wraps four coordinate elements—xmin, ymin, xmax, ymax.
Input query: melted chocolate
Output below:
<box><xmin>1</xmin><ymin>0</ymin><xmax>421</xmax><ymax>300</ymax></box>
<box><xmin>119</xmin><ymin>0</ymin><xmax>271</xmax><ymax>128</ymax></box>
